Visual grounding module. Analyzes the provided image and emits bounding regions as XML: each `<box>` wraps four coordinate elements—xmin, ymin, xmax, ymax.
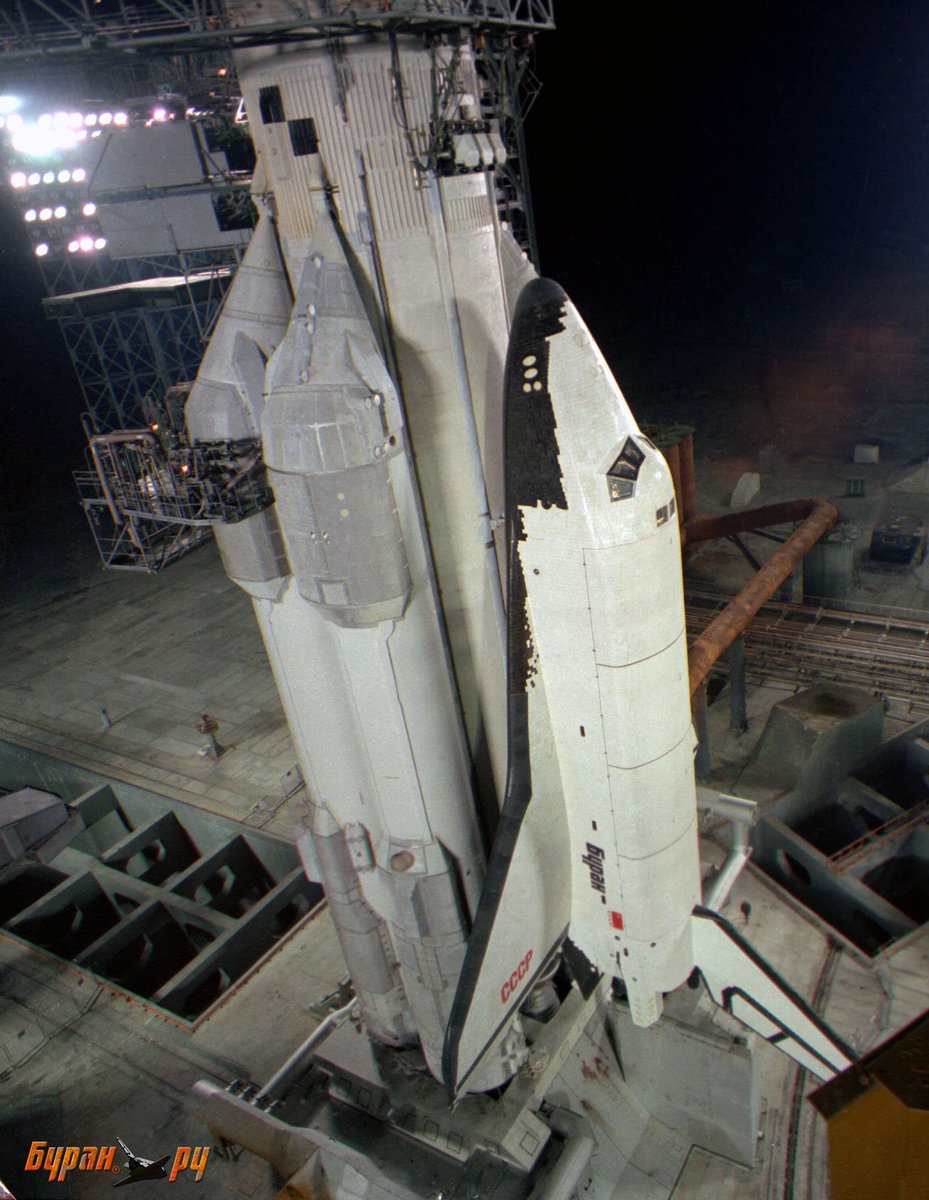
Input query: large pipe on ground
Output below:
<box><xmin>685</xmin><ymin>497</ymin><xmax>840</xmax><ymax>695</ymax></box>
<box><xmin>682</xmin><ymin>497</ymin><xmax>836</xmax><ymax>547</ymax></box>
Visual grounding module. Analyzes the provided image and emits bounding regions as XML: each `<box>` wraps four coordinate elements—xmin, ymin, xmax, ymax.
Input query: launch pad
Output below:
<box><xmin>3</xmin><ymin>4</ymin><xmax>929</xmax><ymax>1199</ymax></box>
<box><xmin>2</xmin><ymin>542</ymin><xmax>929</xmax><ymax>1198</ymax></box>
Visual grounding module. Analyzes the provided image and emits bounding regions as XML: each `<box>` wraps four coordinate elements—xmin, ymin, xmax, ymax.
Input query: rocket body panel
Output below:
<box><xmin>297</xmin><ymin>803</ymin><xmax>418</xmax><ymax>1047</ymax></box>
<box><xmin>210</xmin><ymin>516</ymin><xmax>288</xmax><ymax>595</ymax></box>
<box><xmin>185</xmin><ymin>211</ymin><xmax>293</xmax><ymax>437</ymax></box>
<box><xmin>436</xmin><ymin>172</ymin><xmax>510</xmax><ymax>519</ymax></box>
<box><xmin>239</xmin><ymin>42</ymin><xmax>442</xmax><ymax>244</ymax></box>
<box><xmin>262</xmin><ymin>223</ymin><xmax>411</xmax><ymax>627</ymax></box>
<box><xmin>369</xmin><ymin>224</ymin><xmax>510</xmax><ymax>806</ymax></box>
<box><xmin>237</xmin><ymin>38</ymin><xmax>511</xmax><ymax>812</ymax></box>
<box><xmin>196</xmin><ymin>158</ymin><xmax>514</xmax><ymax>1080</ymax></box>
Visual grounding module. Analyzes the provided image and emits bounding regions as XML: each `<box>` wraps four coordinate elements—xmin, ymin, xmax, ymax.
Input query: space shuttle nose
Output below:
<box><xmin>263</xmin><ymin>214</ymin><xmax>412</xmax><ymax>628</ymax></box>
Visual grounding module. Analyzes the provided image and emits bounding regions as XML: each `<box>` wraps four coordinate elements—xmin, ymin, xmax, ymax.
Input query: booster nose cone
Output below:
<box><xmin>262</xmin><ymin>211</ymin><xmax>412</xmax><ymax>627</ymax></box>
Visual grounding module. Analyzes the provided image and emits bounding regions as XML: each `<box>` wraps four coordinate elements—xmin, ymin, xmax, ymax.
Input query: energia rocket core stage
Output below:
<box><xmin>189</xmin><ymin>6</ymin><xmax>855</xmax><ymax>1195</ymax></box>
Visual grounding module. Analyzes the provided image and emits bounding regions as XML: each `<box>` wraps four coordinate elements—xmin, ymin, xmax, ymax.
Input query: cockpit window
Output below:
<box><xmin>606</xmin><ymin>437</ymin><xmax>645</xmax><ymax>501</ymax></box>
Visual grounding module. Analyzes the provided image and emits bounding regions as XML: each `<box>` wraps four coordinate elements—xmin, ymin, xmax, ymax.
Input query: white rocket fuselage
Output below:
<box><xmin>189</xmin><ymin>19</ymin><xmax>529</xmax><ymax>1087</ymax></box>
<box><xmin>236</xmin><ymin>34</ymin><xmax>516</xmax><ymax>817</ymax></box>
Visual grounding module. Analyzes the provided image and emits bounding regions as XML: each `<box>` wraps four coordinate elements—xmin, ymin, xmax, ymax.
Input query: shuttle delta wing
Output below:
<box><xmin>442</xmin><ymin>283</ymin><xmax>575</xmax><ymax>1101</ymax></box>
<box><xmin>692</xmin><ymin>907</ymin><xmax>856</xmax><ymax>1078</ymax></box>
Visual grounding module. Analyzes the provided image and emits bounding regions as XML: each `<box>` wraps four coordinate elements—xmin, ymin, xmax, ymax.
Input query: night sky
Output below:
<box><xmin>2</xmin><ymin>1</ymin><xmax>929</xmax><ymax>515</ymax></box>
<box><xmin>531</xmin><ymin>2</ymin><xmax>929</xmax><ymax>336</ymax></box>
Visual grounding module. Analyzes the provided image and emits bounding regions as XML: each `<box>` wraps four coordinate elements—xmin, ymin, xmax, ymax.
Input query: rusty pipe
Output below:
<box><xmin>678</xmin><ymin>434</ymin><xmax>698</xmax><ymax>525</ymax></box>
<box><xmin>687</xmin><ymin>498</ymin><xmax>840</xmax><ymax>695</ymax></box>
<box><xmin>683</xmin><ymin>497</ymin><xmax>833</xmax><ymax>547</ymax></box>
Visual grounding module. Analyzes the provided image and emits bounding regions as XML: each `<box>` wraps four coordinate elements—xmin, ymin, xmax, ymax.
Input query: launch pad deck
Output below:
<box><xmin>3</xmin><ymin>418</ymin><xmax>929</xmax><ymax>1197</ymax></box>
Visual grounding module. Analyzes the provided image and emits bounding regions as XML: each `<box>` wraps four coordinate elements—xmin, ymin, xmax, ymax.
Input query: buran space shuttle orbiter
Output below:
<box><xmin>442</xmin><ymin>276</ymin><xmax>855</xmax><ymax>1097</ymax></box>
<box><xmin>188</xmin><ymin>0</ymin><xmax>853</xmax><ymax>1137</ymax></box>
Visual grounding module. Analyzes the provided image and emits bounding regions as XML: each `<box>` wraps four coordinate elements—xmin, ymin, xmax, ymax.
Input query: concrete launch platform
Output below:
<box><xmin>0</xmin><ymin>529</ymin><xmax>301</xmax><ymax>838</ymax></box>
<box><xmin>4</xmin><ymin>353</ymin><xmax>929</xmax><ymax>1197</ymax></box>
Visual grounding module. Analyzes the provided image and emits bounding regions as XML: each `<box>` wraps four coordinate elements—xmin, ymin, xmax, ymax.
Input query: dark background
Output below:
<box><xmin>2</xmin><ymin>0</ymin><xmax>929</xmax><ymax>515</ymax></box>
<box><xmin>531</xmin><ymin>2</ymin><xmax>929</xmax><ymax>349</ymax></box>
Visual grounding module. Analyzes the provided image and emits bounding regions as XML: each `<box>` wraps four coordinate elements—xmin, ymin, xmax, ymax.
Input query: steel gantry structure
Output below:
<box><xmin>0</xmin><ymin>1</ymin><xmax>553</xmax><ymax>428</ymax></box>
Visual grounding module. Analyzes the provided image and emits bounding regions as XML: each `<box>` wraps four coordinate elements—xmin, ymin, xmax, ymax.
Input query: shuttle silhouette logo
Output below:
<box><xmin>24</xmin><ymin>1138</ymin><xmax>210</xmax><ymax>1188</ymax></box>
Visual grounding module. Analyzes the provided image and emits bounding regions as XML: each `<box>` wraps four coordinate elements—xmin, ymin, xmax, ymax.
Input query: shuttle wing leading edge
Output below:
<box><xmin>441</xmin><ymin>282</ymin><xmax>575</xmax><ymax>1100</ymax></box>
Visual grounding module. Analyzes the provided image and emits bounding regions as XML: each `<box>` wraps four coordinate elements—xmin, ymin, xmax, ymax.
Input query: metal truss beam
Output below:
<box><xmin>0</xmin><ymin>1</ymin><xmax>554</xmax><ymax>63</ymax></box>
<box><xmin>0</xmin><ymin>2</ymin><xmax>552</xmax><ymax>64</ymax></box>
<box><xmin>47</xmin><ymin>261</ymin><xmax>233</xmax><ymax>427</ymax></box>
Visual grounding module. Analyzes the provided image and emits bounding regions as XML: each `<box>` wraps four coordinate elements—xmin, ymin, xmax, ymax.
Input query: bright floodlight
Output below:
<box><xmin>94</xmin><ymin>237</ymin><xmax>106</xmax><ymax>250</ymax></box>
<box><xmin>10</xmin><ymin>172</ymin><xmax>26</xmax><ymax>188</ymax></box>
<box><xmin>68</xmin><ymin>112</ymin><xmax>82</xmax><ymax>129</ymax></box>
<box><xmin>38</xmin><ymin>207</ymin><xmax>52</xmax><ymax>221</ymax></box>
<box><xmin>82</xmin><ymin>201</ymin><xmax>96</xmax><ymax>216</ymax></box>
<box><xmin>54</xmin><ymin>205</ymin><xmax>66</xmax><ymax>218</ymax></box>
<box><xmin>57</xmin><ymin>169</ymin><xmax>71</xmax><ymax>183</ymax></box>
<box><xmin>38</xmin><ymin>113</ymin><xmax>52</xmax><ymax>128</ymax></box>
<box><xmin>42</xmin><ymin>171</ymin><xmax>54</xmax><ymax>184</ymax></box>
<box><xmin>35</xmin><ymin>243</ymin><xmax>49</xmax><ymax>257</ymax></box>
<box><xmin>72</xmin><ymin>168</ymin><xmax>86</xmax><ymax>183</ymax></box>
<box><xmin>52</xmin><ymin>112</ymin><xmax>68</xmax><ymax>129</ymax></box>
<box><xmin>99</xmin><ymin>112</ymin><xmax>113</xmax><ymax>126</ymax></box>
<box><xmin>84</xmin><ymin>113</ymin><xmax>97</xmax><ymax>126</ymax></box>
<box><xmin>67</xmin><ymin>239</ymin><xmax>79</xmax><ymax>253</ymax></box>
<box><xmin>153</xmin><ymin>107</ymin><xmax>167</xmax><ymax>122</ymax></box>
<box><xmin>114</xmin><ymin>112</ymin><xmax>128</xmax><ymax>126</ymax></box>
<box><xmin>0</xmin><ymin>95</ymin><xmax>20</xmax><ymax>115</ymax></box>
<box><xmin>24</xmin><ymin>209</ymin><xmax>36</xmax><ymax>221</ymax></box>
<box><xmin>27</xmin><ymin>172</ymin><xmax>40</xmax><ymax>186</ymax></box>
<box><xmin>79</xmin><ymin>236</ymin><xmax>93</xmax><ymax>251</ymax></box>
<box><xmin>0</xmin><ymin>118</ymin><xmax>5</xmax><ymax>130</ymax></box>
<box><xmin>11</xmin><ymin>122</ymin><xmax>77</xmax><ymax>157</ymax></box>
